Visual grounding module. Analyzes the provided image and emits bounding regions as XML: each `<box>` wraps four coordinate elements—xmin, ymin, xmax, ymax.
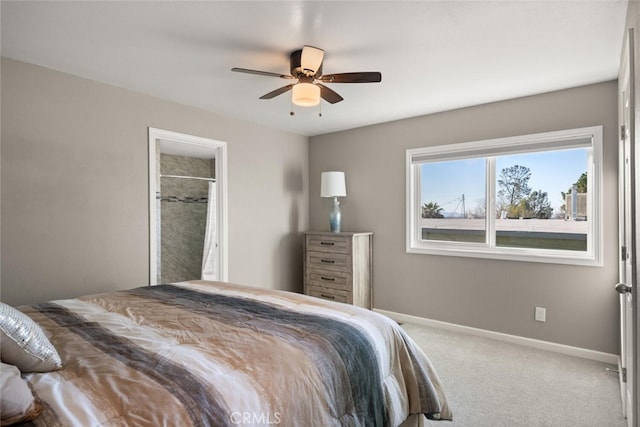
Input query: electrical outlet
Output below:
<box><xmin>535</xmin><ymin>307</ymin><xmax>546</xmax><ymax>322</ymax></box>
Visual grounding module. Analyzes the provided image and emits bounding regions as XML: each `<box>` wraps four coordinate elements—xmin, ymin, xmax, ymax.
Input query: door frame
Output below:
<box><xmin>619</xmin><ymin>27</ymin><xmax>638</xmax><ymax>427</ymax></box>
<box><xmin>148</xmin><ymin>127</ymin><xmax>228</xmax><ymax>284</ymax></box>
<box><xmin>632</xmin><ymin>30</ymin><xmax>640</xmax><ymax>427</ymax></box>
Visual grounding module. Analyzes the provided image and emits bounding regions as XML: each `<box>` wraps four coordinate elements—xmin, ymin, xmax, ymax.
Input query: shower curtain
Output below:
<box><xmin>201</xmin><ymin>181</ymin><xmax>217</xmax><ymax>280</ymax></box>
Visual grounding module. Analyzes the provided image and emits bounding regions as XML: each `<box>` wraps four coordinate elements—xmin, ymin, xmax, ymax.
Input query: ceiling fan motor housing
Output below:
<box><xmin>290</xmin><ymin>49</ymin><xmax>322</xmax><ymax>78</ymax></box>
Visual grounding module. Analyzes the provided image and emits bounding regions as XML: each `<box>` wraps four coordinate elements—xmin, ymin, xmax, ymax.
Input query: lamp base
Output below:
<box><xmin>329</xmin><ymin>197</ymin><xmax>342</xmax><ymax>233</ymax></box>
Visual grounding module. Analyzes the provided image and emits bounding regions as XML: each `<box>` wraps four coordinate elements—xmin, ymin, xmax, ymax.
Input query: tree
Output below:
<box><xmin>574</xmin><ymin>172</ymin><xmax>587</xmax><ymax>193</ymax></box>
<box><xmin>526</xmin><ymin>190</ymin><xmax>553</xmax><ymax>219</ymax></box>
<box><xmin>497</xmin><ymin>165</ymin><xmax>532</xmax><ymax>216</ymax></box>
<box><xmin>422</xmin><ymin>202</ymin><xmax>444</xmax><ymax>218</ymax></box>
<box><xmin>472</xmin><ymin>198</ymin><xmax>486</xmax><ymax>219</ymax></box>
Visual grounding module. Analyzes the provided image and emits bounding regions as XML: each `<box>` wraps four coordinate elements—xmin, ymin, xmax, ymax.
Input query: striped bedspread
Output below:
<box><xmin>19</xmin><ymin>281</ymin><xmax>451</xmax><ymax>426</ymax></box>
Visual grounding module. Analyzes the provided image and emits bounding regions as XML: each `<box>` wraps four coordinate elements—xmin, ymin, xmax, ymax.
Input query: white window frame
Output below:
<box><xmin>406</xmin><ymin>126</ymin><xmax>603</xmax><ymax>266</ymax></box>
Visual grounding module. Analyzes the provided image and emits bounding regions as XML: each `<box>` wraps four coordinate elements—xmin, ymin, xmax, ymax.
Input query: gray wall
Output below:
<box><xmin>0</xmin><ymin>57</ymin><xmax>623</xmax><ymax>354</ymax></box>
<box><xmin>1</xmin><ymin>58</ymin><xmax>308</xmax><ymax>306</ymax></box>
<box><xmin>309</xmin><ymin>81</ymin><xmax>619</xmax><ymax>354</ymax></box>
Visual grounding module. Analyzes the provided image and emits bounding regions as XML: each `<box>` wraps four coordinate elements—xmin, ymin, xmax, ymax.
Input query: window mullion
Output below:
<box><xmin>487</xmin><ymin>157</ymin><xmax>496</xmax><ymax>248</ymax></box>
<box><xmin>413</xmin><ymin>164</ymin><xmax>422</xmax><ymax>247</ymax></box>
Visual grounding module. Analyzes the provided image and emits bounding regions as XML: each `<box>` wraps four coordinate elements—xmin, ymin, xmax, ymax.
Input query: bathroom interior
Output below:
<box><xmin>157</xmin><ymin>151</ymin><xmax>217</xmax><ymax>284</ymax></box>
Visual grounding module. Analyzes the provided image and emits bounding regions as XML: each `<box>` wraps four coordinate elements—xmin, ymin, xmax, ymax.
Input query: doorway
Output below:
<box><xmin>148</xmin><ymin>127</ymin><xmax>228</xmax><ymax>285</ymax></box>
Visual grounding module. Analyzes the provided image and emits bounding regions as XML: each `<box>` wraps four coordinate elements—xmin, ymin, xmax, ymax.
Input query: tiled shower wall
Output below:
<box><xmin>159</xmin><ymin>153</ymin><xmax>215</xmax><ymax>283</ymax></box>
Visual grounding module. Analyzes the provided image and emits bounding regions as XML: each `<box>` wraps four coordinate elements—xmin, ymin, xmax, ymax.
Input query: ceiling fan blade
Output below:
<box><xmin>317</xmin><ymin>84</ymin><xmax>344</xmax><ymax>104</ymax></box>
<box><xmin>301</xmin><ymin>45</ymin><xmax>324</xmax><ymax>75</ymax></box>
<box><xmin>319</xmin><ymin>72</ymin><xmax>382</xmax><ymax>83</ymax></box>
<box><xmin>259</xmin><ymin>84</ymin><xmax>295</xmax><ymax>100</ymax></box>
<box><xmin>231</xmin><ymin>67</ymin><xmax>294</xmax><ymax>79</ymax></box>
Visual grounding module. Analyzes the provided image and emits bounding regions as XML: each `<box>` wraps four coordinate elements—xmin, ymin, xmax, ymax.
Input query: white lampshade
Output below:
<box><xmin>321</xmin><ymin>171</ymin><xmax>346</xmax><ymax>197</ymax></box>
<box><xmin>292</xmin><ymin>83</ymin><xmax>320</xmax><ymax>106</ymax></box>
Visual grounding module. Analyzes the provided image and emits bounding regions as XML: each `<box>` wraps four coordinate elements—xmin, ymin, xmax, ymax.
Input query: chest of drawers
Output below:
<box><xmin>303</xmin><ymin>232</ymin><xmax>373</xmax><ymax>308</ymax></box>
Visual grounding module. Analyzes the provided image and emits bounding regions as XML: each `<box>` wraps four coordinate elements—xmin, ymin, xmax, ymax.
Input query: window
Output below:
<box><xmin>406</xmin><ymin>126</ymin><xmax>603</xmax><ymax>266</ymax></box>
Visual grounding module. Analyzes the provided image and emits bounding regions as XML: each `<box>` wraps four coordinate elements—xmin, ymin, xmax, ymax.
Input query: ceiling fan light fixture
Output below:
<box><xmin>292</xmin><ymin>83</ymin><xmax>320</xmax><ymax>106</ymax></box>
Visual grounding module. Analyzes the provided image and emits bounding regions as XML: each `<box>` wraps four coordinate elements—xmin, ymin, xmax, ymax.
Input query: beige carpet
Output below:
<box><xmin>401</xmin><ymin>322</ymin><xmax>626</xmax><ymax>427</ymax></box>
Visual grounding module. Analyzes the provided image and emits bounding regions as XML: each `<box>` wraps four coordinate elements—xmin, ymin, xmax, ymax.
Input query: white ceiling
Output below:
<box><xmin>1</xmin><ymin>1</ymin><xmax>629</xmax><ymax>137</ymax></box>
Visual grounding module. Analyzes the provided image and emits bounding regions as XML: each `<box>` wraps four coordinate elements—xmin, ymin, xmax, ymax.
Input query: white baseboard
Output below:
<box><xmin>374</xmin><ymin>308</ymin><xmax>618</xmax><ymax>365</ymax></box>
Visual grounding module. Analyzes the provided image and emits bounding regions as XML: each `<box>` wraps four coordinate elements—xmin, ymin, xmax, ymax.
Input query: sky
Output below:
<box><xmin>421</xmin><ymin>147</ymin><xmax>589</xmax><ymax>216</ymax></box>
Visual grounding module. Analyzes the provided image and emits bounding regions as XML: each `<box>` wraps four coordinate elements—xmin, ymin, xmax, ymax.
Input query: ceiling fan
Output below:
<box><xmin>231</xmin><ymin>45</ymin><xmax>382</xmax><ymax>108</ymax></box>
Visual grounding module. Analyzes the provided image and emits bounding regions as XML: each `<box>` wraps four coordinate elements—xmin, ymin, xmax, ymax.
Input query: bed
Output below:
<box><xmin>1</xmin><ymin>280</ymin><xmax>451</xmax><ymax>426</ymax></box>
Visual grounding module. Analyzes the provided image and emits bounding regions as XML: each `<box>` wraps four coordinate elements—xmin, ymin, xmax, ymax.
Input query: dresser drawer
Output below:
<box><xmin>307</xmin><ymin>270</ymin><xmax>351</xmax><ymax>290</ymax></box>
<box><xmin>306</xmin><ymin>285</ymin><xmax>349</xmax><ymax>304</ymax></box>
<box><xmin>306</xmin><ymin>251</ymin><xmax>350</xmax><ymax>271</ymax></box>
<box><xmin>306</xmin><ymin>234</ymin><xmax>351</xmax><ymax>254</ymax></box>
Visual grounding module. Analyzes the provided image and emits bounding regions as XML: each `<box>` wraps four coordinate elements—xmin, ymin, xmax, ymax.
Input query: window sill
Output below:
<box><xmin>406</xmin><ymin>244</ymin><xmax>602</xmax><ymax>267</ymax></box>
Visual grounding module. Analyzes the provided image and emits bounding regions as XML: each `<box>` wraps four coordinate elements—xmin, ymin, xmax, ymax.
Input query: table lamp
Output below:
<box><xmin>321</xmin><ymin>171</ymin><xmax>347</xmax><ymax>233</ymax></box>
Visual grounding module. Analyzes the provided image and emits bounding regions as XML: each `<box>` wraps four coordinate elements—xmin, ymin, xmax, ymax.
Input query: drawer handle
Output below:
<box><xmin>321</xmin><ymin>276</ymin><xmax>335</xmax><ymax>282</ymax></box>
<box><xmin>320</xmin><ymin>259</ymin><xmax>335</xmax><ymax>264</ymax></box>
<box><xmin>320</xmin><ymin>294</ymin><xmax>335</xmax><ymax>300</ymax></box>
<box><xmin>320</xmin><ymin>241</ymin><xmax>335</xmax><ymax>246</ymax></box>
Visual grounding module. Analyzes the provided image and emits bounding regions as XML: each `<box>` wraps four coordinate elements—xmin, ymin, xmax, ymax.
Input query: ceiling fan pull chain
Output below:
<box><xmin>319</xmin><ymin>101</ymin><xmax>322</xmax><ymax>117</ymax></box>
<box><xmin>290</xmin><ymin>99</ymin><xmax>295</xmax><ymax>116</ymax></box>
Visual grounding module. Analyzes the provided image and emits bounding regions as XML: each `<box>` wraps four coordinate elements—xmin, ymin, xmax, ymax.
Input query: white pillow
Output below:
<box><xmin>0</xmin><ymin>303</ymin><xmax>62</xmax><ymax>373</ymax></box>
<box><xmin>0</xmin><ymin>362</ymin><xmax>42</xmax><ymax>425</ymax></box>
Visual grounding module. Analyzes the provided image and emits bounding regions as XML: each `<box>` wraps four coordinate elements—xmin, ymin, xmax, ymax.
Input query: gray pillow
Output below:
<box><xmin>0</xmin><ymin>303</ymin><xmax>62</xmax><ymax>373</ymax></box>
